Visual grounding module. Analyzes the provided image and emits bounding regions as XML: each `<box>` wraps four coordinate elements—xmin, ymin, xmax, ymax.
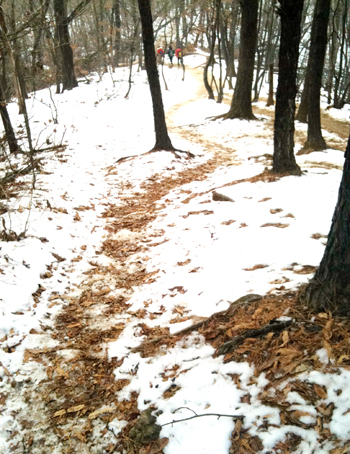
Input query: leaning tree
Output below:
<box><xmin>302</xmin><ymin>134</ymin><xmax>350</xmax><ymax>316</ymax></box>
<box><xmin>137</xmin><ymin>0</ymin><xmax>175</xmax><ymax>151</ymax></box>
<box><xmin>272</xmin><ymin>0</ymin><xmax>304</xmax><ymax>175</ymax></box>
<box><xmin>302</xmin><ymin>0</ymin><xmax>331</xmax><ymax>151</ymax></box>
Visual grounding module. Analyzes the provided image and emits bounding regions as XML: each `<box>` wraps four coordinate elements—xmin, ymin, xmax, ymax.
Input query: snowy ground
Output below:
<box><xmin>0</xmin><ymin>54</ymin><xmax>349</xmax><ymax>453</ymax></box>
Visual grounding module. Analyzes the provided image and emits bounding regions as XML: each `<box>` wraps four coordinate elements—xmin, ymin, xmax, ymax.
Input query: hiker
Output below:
<box><xmin>167</xmin><ymin>45</ymin><xmax>175</xmax><ymax>65</ymax></box>
<box><xmin>156</xmin><ymin>47</ymin><xmax>164</xmax><ymax>64</ymax></box>
<box><xmin>175</xmin><ymin>47</ymin><xmax>182</xmax><ymax>66</ymax></box>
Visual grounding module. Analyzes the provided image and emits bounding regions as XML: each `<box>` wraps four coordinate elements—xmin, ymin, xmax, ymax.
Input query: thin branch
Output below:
<box><xmin>161</xmin><ymin>411</ymin><xmax>243</xmax><ymax>427</ymax></box>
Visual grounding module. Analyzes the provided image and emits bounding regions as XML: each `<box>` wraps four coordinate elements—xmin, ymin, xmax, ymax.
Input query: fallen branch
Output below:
<box><xmin>1</xmin><ymin>160</ymin><xmax>42</xmax><ymax>185</ymax></box>
<box><xmin>216</xmin><ymin>319</ymin><xmax>293</xmax><ymax>356</ymax></box>
<box><xmin>161</xmin><ymin>407</ymin><xmax>243</xmax><ymax>427</ymax></box>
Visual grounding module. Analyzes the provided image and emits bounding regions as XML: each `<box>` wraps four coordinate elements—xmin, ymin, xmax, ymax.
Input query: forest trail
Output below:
<box><xmin>2</xmin><ymin>65</ymin><xmax>349</xmax><ymax>454</ymax></box>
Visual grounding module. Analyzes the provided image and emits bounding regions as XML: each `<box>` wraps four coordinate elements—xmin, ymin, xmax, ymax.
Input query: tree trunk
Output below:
<box><xmin>303</xmin><ymin>0</ymin><xmax>330</xmax><ymax>151</ymax></box>
<box><xmin>266</xmin><ymin>62</ymin><xmax>274</xmax><ymax>106</ymax></box>
<box><xmin>54</xmin><ymin>0</ymin><xmax>78</xmax><ymax>91</ymax></box>
<box><xmin>203</xmin><ymin>2</ymin><xmax>216</xmax><ymax>100</ymax></box>
<box><xmin>302</xmin><ymin>134</ymin><xmax>350</xmax><ymax>315</ymax></box>
<box><xmin>112</xmin><ymin>0</ymin><xmax>121</xmax><ymax>67</ymax></box>
<box><xmin>0</xmin><ymin>84</ymin><xmax>18</xmax><ymax>152</ymax></box>
<box><xmin>295</xmin><ymin>64</ymin><xmax>309</xmax><ymax>123</ymax></box>
<box><xmin>272</xmin><ymin>0</ymin><xmax>303</xmax><ymax>175</ymax></box>
<box><xmin>137</xmin><ymin>0</ymin><xmax>174</xmax><ymax>151</ymax></box>
<box><xmin>224</xmin><ymin>0</ymin><xmax>258</xmax><ymax>120</ymax></box>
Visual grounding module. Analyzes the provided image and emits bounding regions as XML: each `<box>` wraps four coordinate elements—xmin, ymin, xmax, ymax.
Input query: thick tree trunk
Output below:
<box><xmin>137</xmin><ymin>0</ymin><xmax>174</xmax><ymax>151</ymax></box>
<box><xmin>303</xmin><ymin>135</ymin><xmax>350</xmax><ymax>315</ymax></box>
<box><xmin>54</xmin><ymin>0</ymin><xmax>78</xmax><ymax>91</ymax></box>
<box><xmin>225</xmin><ymin>0</ymin><xmax>258</xmax><ymax>120</ymax></box>
<box><xmin>303</xmin><ymin>0</ymin><xmax>330</xmax><ymax>151</ymax></box>
<box><xmin>272</xmin><ymin>0</ymin><xmax>303</xmax><ymax>175</ymax></box>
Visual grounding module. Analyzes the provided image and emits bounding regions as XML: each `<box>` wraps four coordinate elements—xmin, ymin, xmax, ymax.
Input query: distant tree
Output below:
<box><xmin>137</xmin><ymin>0</ymin><xmax>175</xmax><ymax>151</ymax></box>
<box><xmin>302</xmin><ymin>0</ymin><xmax>331</xmax><ymax>151</ymax></box>
<box><xmin>272</xmin><ymin>0</ymin><xmax>304</xmax><ymax>175</ymax></box>
<box><xmin>224</xmin><ymin>0</ymin><xmax>258</xmax><ymax>120</ymax></box>
<box><xmin>302</xmin><ymin>134</ymin><xmax>350</xmax><ymax>315</ymax></box>
<box><xmin>53</xmin><ymin>0</ymin><xmax>78</xmax><ymax>91</ymax></box>
<box><xmin>112</xmin><ymin>0</ymin><xmax>121</xmax><ymax>67</ymax></box>
<box><xmin>295</xmin><ymin>64</ymin><xmax>309</xmax><ymax>123</ymax></box>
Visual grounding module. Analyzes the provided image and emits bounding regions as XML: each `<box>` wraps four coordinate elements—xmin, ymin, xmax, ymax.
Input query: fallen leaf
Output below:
<box><xmin>53</xmin><ymin>409</ymin><xmax>66</xmax><ymax>417</ymax></box>
<box><xmin>314</xmin><ymin>384</ymin><xmax>327</xmax><ymax>399</ymax></box>
<box><xmin>67</xmin><ymin>404</ymin><xmax>85</xmax><ymax>413</ymax></box>
<box><xmin>88</xmin><ymin>406</ymin><xmax>115</xmax><ymax>420</ymax></box>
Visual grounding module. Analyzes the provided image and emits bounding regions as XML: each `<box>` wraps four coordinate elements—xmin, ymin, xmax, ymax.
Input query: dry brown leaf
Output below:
<box><xmin>73</xmin><ymin>431</ymin><xmax>86</xmax><ymax>442</ymax></box>
<box><xmin>314</xmin><ymin>384</ymin><xmax>327</xmax><ymax>399</ymax></box>
<box><xmin>67</xmin><ymin>404</ymin><xmax>85</xmax><ymax>413</ymax></box>
<box><xmin>318</xmin><ymin>312</ymin><xmax>328</xmax><ymax>319</ymax></box>
<box><xmin>292</xmin><ymin>410</ymin><xmax>313</xmax><ymax>418</ymax></box>
<box><xmin>88</xmin><ymin>406</ymin><xmax>115</xmax><ymax>420</ymax></box>
<box><xmin>325</xmin><ymin>319</ymin><xmax>334</xmax><ymax>331</ymax></box>
<box><xmin>73</xmin><ymin>212</ymin><xmax>81</xmax><ymax>222</ymax></box>
<box><xmin>337</xmin><ymin>355</ymin><xmax>350</xmax><ymax>364</ymax></box>
<box><xmin>71</xmin><ymin>255</ymin><xmax>82</xmax><ymax>262</ymax></box>
<box><xmin>277</xmin><ymin>348</ymin><xmax>302</xmax><ymax>357</ymax></box>
<box><xmin>53</xmin><ymin>409</ymin><xmax>66</xmax><ymax>417</ymax></box>
<box><xmin>150</xmin><ymin>438</ymin><xmax>169</xmax><ymax>454</ymax></box>
<box><xmin>261</xmin><ymin>223</ymin><xmax>289</xmax><ymax>228</ymax></box>
<box><xmin>244</xmin><ymin>264</ymin><xmax>269</xmax><ymax>271</ymax></box>
<box><xmin>282</xmin><ymin>331</ymin><xmax>289</xmax><ymax>345</ymax></box>
<box><xmin>270</xmin><ymin>208</ymin><xmax>283</xmax><ymax>214</ymax></box>
<box><xmin>232</xmin><ymin>419</ymin><xmax>242</xmax><ymax>437</ymax></box>
<box><xmin>323</xmin><ymin>340</ymin><xmax>332</xmax><ymax>359</ymax></box>
<box><xmin>67</xmin><ymin>322</ymin><xmax>81</xmax><ymax>329</ymax></box>
<box><xmin>55</xmin><ymin>366</ymin><xmax>68</xmax><ymax>378</ymax></box>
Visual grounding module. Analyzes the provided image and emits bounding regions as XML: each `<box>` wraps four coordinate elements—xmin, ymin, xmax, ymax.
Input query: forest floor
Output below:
<box><xmin>1</xmin><ymin>58</ymin><xmax>350</xmax><ymax>454</ymax></box>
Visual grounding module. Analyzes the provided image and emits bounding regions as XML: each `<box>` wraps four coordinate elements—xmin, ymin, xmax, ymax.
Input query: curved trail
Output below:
<box><xmin>3</xmin><ymin>65</ymin><xmax>348</xmax><ymax>454</ymax></box>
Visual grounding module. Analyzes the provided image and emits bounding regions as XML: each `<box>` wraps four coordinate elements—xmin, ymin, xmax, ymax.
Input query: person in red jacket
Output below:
<box><xmin>175</xmin><ymin>47</ymin><xmax>182</xmax><ymax>66</ymax></box>
<box><xmin>156</xmin><ymin>47</ymin><xmax>164</xmax><ymax>64</ymax></box>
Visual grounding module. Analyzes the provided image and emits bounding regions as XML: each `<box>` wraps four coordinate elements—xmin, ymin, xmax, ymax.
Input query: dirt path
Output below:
<box><xmin>179</xmin><ymin>67</ymin><xmax>348</xmax><ymax>153</ymax></box>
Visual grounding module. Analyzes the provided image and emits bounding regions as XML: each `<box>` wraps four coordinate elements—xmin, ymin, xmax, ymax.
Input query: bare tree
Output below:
<box><xmin>137</xmin><ymin>0</ymin><xmax>175</xmax><ymax>151</ymax></box>
<box><xmin>224</xmin><ymin>0</ymin><xmax>258</xmax><ymax>120</ymax></box>
<box><xmin>272</xmin><ymin>0</ymin><xmax>303</xmax><ymax>175</ymax></box>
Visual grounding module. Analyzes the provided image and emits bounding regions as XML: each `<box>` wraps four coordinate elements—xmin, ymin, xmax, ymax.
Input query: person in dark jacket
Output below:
<box><xmin>167</xmin><ymin>46</ymin><xmax>175</xmax><ymax>65</ymax></box>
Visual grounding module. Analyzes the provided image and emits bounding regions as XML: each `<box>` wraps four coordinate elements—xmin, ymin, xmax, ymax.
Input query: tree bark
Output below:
<box><xmin>224</xmin><ymin>0</ymin><xmax>258</xmax><ymax>120</ymax></box>
<box><xmin>137</xmin><ymin>0</ymin><xmax>174</xmax><ymax>151</ymax></box>
<box><xmin>0</xmin><ymin>84</ymin><xmax>18</xmax><ymax>152</ymax></box>
<box><xmin>112</xmin><ymin>0</ymin><xmax>121</xmax><ymax>67</ymax></box>
<box><xmin>295</xmin><ymin>64</ymin><xmax>309</xmax><ymax>123</ymax></box>
<box><xmin>303</xmin><ymin>0</ymin><xmax>330</xmax><ymax>151</ymax></box>
<box><xmin>54</xmin><ymin>0</ymin><xmax>78</xmax><ymax>91</ymax></box>
<box><xmin>302</xmin><ymin>134</ymin><xmax>350</xmax><ymax>315</ymax></box>
<box><xmin>266</xmin><ymin>62</ymin><xmax>274</xmax><ymax>106</ymax></box>
<box><xmin>272</xmin><ymin>0</ymin><xmax>303</xmax><ymax>175</ymax></box>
